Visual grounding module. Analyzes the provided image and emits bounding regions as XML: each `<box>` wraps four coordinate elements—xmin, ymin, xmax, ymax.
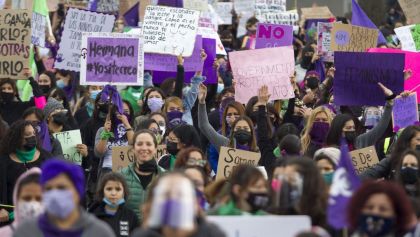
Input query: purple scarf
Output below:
<box><xmin>236</xmin><ymin>143</ymin><xmax>250</xmax><ymax>151</ymax></box>
<box><xmin>38</xmin><ymin>213</ymin><xmax>83</xmax><ymax>237</ymax></box>
<box><xmin>39</xmin><ymin>121</ymin><xmax>52</xmax><ymax>152</ymax></box>
<box><xmin>100</xmin><ymin>85</ymin><xmax>124</xmax><ymax>138</ymax></box>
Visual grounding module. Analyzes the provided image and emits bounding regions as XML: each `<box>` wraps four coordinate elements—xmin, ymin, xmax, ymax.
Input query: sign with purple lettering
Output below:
<box><xmin>144</xmin><ymin>35</ymin><xmax>203</xmax><ymax>72</ymax></box>
<box><xmin>392</xmin><ymin>93</ymin><xmax>419</xmax><ymax>131</ymax></box>
<box><xmin>255</xmin><ymin>23</ymin><xmax>293</xmax><ymax>49</ymax></box>
<box><xmin>334</xmin><ymin>52</ymin><xmax>405</xmax><ymax>106</ymax></box>
<box><xmin>80</xmin><ymin>32</ymin><xmax>144</xmax><ymax>86</ymax></box>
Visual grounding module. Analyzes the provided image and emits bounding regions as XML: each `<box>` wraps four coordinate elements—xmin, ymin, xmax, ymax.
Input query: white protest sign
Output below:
<box><xmin>55</xmin><ymin>8</ymin><xmax>116</xmax><ymax>71</ymax></box>
<box><xmin>199</xmin><ymin>4</ymin><xmax>218</xmax><ymax>31</ymax></box>
<box><xmin>143</xmin><ymin>6</ymin><xmax>200</xmax><ymax>57</ymax></box>
<box><xmin>216</xmin><ymin>2</ymin><xmax>233</xmax><ymax>25</ymax></box>
<box><xmin>395</xmin><ymin>25</ymin><xmax>417</xmax><ymax>52</ymax></box>
<box><xmin>255</xmin><ymin>0</ymin><xmax>286</xmax><ymax>18</ymax></box>
<box><xmin>257</xmin><ymin>10</ymin><xmax>299</xmax><ymax>25</ymax></box>
<box><xmin>31</xmin><ymin>12</ymin><xmax>46</xmax><ymax>47</ymax></box>
<box><xmin>197</xmin><ymin>27</ymin><xmax>227</xmax><ymax>55</ymax></box>
<box><xmin>207</xmin><ymin>216</ymin><xmax>311</xmax><ymax>237</ymax></box>
<box><xmin>183</xmin><ymin>0</ymin><xmax>208</xmax><ymax>11</ymax></box>
<box><xmin>97</xmin><ymin>0</ymin><xmax>120</xmax><ymax>13</ymax></box>
<box><xmin>53</xmin><ymin>130</ymin><xmax>83</xmax><ymax>165</ymax></box>
<box><xmin>234</xmin><ymin>0</ymin><xmax>255</xmax><ymax>37</ymax></box>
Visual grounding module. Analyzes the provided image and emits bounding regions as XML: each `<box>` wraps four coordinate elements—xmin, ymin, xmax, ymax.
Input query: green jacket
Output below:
<box><xmin>120</xmin><ymin>163</ymin><xmax>165</xmax><ymax>223</ymax></box>
<box><xmin>207</xmin><ymin>200</ymin><xmax>266</xmax><ymax>216</ymax></box>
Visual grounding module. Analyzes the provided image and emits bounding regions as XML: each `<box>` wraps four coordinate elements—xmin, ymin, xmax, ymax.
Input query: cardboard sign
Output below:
<box><xmin>301</xmin><ymin>6</ymin><xmax>333</xmax><ymax>19</ymax></box>
<box><xmin>215</xmin><ymin>147</ymin><xmax>261</xmax><ymax>181</ymax></box>
<box><xmin>410</xmin><ymin>24</ymin><xmax>420</xmax><ymax>51</ymax></box>
<box><xmin>207</xmin><ymin>216</ymin><xmax>311</xmax><ymax>237</ymax></box>
<box><xmin>53</xmin><ymin>130</ymin><xmax>83</xmax><ymax>165</ymax></box>
<box><xmin>255</xmin><ymin>23</ymin><xmax>293</xmax><ymax>49</ymax></box>
<box><xmin>31</xmin><ymin>12</ymin><xmax>46</xmax><ymax>47</ymax></box>
<box><xmin>97</xmin><ymin>0</ymin><xmax>120</xmax><ymax>14</ymax></box>
<box><xmin>392</xmin><ymin>93</ymin><xmax>419</xmax><ymax>131</ymax></box>
<box><xmin>229</xmin><ymin>46</ymin><xmax>295</xmax><ymax>104</ymax></box>
<box><xmin>80</xmin><ymin>32</ymin><xmax>144</xmax><ymax>86</ymax></box>
<box><xmin>183</xmin><ymin>0</ymin><xmax>208</xmax><ymax>11</ymax></box>
<box><xmin>398</xmin><ymin>0</ymin><xmax>420</xmax><ymax>24</ymax></box>
<box><xmin>0</xmin><ymin>9</ymin><xmax>32</xmax><ymax>79</ymax></box>
<box><xmin>144</xmin><ymin>35</ymin><xmax>203</xmax><ymax>72</ymax></box>
<box><xmin>333</xmin><ymin>52</ymin><xmax>405</xmax><ymax>106</ymax></box>
<box><xmin>395</xmin><ymin>25</ymin><xmax>417</xmax><ymax>52</ymax></box>
<box><xmin>317</xmin><ymin>22</ymin><xmax>334</xmax><ymax>62</ymax></box>
<box><xmin>331</xmin><ymin>23</ymin><xmax>378</xmax><ymax>52</ymax></box>
<box><xmin>215</xmin><ymin>2</ymin><xmax>232</xmax><ymax>25</ymax></box>
<box><xmin>350</xmin><ymin>146</ymin><xmax>380</xmax><ymax>174</ymax></box>
<box><xmin>55</xmin><ymin>8</ymin><xmax>116</xmax><ymax>72</ymax></box>
<box><xmin>143</xmin><ymin>5</ymin><xmax>200</xmax><ymax>57</ymax></box>
<box><xmin>112</xmin><ymin>145</ymin><xmax>167</xmax><ymax>172</ymax></box>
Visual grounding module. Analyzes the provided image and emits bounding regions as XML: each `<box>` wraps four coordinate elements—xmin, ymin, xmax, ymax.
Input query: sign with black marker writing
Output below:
<box><xmin>53</xmin><ymin>130</ymin><xmax>83</xmax><ymax>165</ymax></box>
<box><xmin>331</xmin><ymin>23</ymin><xmax>378</xmax><ymax>52</ymax></box>
<box><xmin>97</xmin><ymin>0</ymin><xmax>120</xmax><ymax>14</ymax></box>
<box><xmin>55</xmin><ymin>8</ymin><xmax>116</xmax><ymax>72</ymax></box>
<box><xmin>350</xmin><ymin>146</ymin><xmax>379</xmax><ymax>174</ymax></box>
<box><xmin>112</xmin><ymin>145</ymin><xmax>167</xmax><ymax>172</ymax></box>
<box><xmin>216</xmin><ymin>146</ymin><xmax>261</xmax><ymax>181</ymax></box>
<box><xmin>31</xmin><ymin>12</ymin><xmax>46</xmax><ymax>47</ymax></box>
<box><xmin>0</xmin><ymin>9</ymin><xmax>32</xmax><ymax>79</ymax></box>
<box><xmin>143</xmin><ymin>5</ymin><xmax>200</xmax><ymax>57</ymax></box>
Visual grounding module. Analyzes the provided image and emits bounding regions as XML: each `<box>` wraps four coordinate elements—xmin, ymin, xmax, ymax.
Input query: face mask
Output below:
<box><xmin>234</xmin><ymin>130</ymin><xmax>252</xmax><ymax>145</ymax></box>
<box><xmin>98</xmin><ymin>103</ymin><xmax>109</xmax><ymax>114</ymax></box>
<box><xmin>344</xmin><ymin>131</ymin><xmax>357</xmax><ymax>144</ymax></box>
<box><xmin>400</xmin><ymin>167</ymin><xmax>418</xmax><ymax>184</ymax></box>
<box><xmin>358</xmin><ymin>214</ymin><xmax>395</xmax><ymax>237</ymax></box>
<box><xmin>17</xmin><ymin>201</ymin><xmax>44</xmax><ymax>222</ymax></box>
<box><xmin>167</xmin><ymin>111</ymin><xmax>183</xmax><ymax>128</ymax></box>
<box><xmin>166</xmin><ymin>141</ymin><xmax>179</xmax><ymax>156</ymax></box>
<box><xmin>1</xmin><ymin>92</ymin><xmax>14</xmax><ymax>103</ymax></box>
<box><xmin>323</xmin><ymin>172</ymin><xmax>334</xmax><ymax>185</ymax></box>
<box><xmin>310</xmin><ymin>122</ymin><xmax>330</xmax><ymax>145</ymax></box>
<box><xmin>56</xmin><ymin>80</ymin><xmax>66</xmax><ymax>89</ymax></box>
<box><xmin>52</xmin><ymin>112</ymin><xmax>67</xmax><ymax>126</ymax></box>
<box><xmin>103</xmin><ymin>197</ymin><xmax>125</xmax><ymax>208</ymax></box>
<box><xmin>90</xmin><ymin>90</ymin><xmax>101</xmax><ymax>100</ymax></box>
<box><xmin>217</xmin><ymin>83</ymin><xmax>224</xmax><ymax>94</ymax></box>
<box><xmin>148</xmin><ymin>97</ymin><xmax>164</xmax><ymax>112</ymax></box>
<box><xmin>43</xmin><ymin>189</ymin><xmax>76</xmax><ymax>219</ymax></box>
<box><xmin>306</xmin><ymin>76</ymin><xmax>319</xmax><ymax>90</ymax></box>
<box><xmin>137</xmin><ymin>158</ymin><xmax>158</xmax><ymax>173</ymax></box>
<box><xmin>24</xmin><ymin>136</ymin><xmax>37</xmax><ymax>151</ymax></box>
<box><xmin>246</xmin><ymin>192</ymin><xmax>269</xmax><ymax>213</ymax></box>
<box><xmin>365</xmin><ymin>114</ymin><xmax>381</xmax><ymax>128</ymax></box>
<box><xmin>39</xmin><ymin>85</ymin><xmax>51</xmax><ymax>94</ymax></box>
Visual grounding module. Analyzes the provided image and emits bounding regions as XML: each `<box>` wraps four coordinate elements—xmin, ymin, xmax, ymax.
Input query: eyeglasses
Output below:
<box><xmin>186</xmin><ymin>158</ymin><xmax>207</xmax><ymax>167</ymax></box>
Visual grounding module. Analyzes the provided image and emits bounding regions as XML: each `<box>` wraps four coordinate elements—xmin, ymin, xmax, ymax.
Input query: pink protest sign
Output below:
<box><xmin>255</xmin><ymin>23</ymin><xmax>293</xmax><ymax>49</ymax></box>
<box><xmin>229</xmin><ymin>46</ymin><xmax>295</xmax><ymax>104</ymax></box>
<box><xmin>368</xmin><ymin>48</ymin><xmax>420</xmax><ymax>102</ymax></box>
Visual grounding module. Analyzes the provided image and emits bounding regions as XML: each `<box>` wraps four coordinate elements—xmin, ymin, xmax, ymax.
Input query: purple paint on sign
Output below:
<box><xmin>255</xmin><ymin>23</ymin><xmax>293</xmax><ymax>49</ymax></box>
<box><xmin>86</xmin><ymin>37</ymin><xmax>139</xmax><ymax>84</ymax></box>
<box><xmin>335</xmin><ymin>30</ymin><xmax>350</xmax><ymax>45</ymax></box>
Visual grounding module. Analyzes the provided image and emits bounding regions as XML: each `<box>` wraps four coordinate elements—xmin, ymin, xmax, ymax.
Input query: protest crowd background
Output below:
<box><xmin>0</xmin><ymin>0</ymin><xmax>419</xmax><ymax>236</ymax></box>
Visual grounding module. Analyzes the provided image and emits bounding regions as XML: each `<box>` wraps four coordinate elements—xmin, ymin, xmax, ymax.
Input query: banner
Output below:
<box><xmin>215</xmin><ymin>2</ymin><xmax>232</xmax><ymax>25</ymax></box>
<box><xmin>112</xmin><ymin>145</ymin><xmax>167</xmax><ymax>172</ymax></box>
<box><xmin>398</xmin><ymin>0</ymin><xmax>420</xmax><ymax>24</ymax></box>
<box><xmin>301</xmin><ymin>6</ymin><xmax>333</xmax><ymax>19</ymax></box>
<box><xmin>229</xmin><ymin>46</ymin><xmax>295</xmax><ymax>104</ymax></box>
<box><xmin>31</xmin><ymin>12</ymin><xmax>46</xmax><ymax>47</ymax></box>
<box><xmin>257</xmin><ymin>10</ymin><xmax>299</xmax><ymax>26</ymax></box>
<box><xmin>53</xmin><ymin>129</ymin><xmax>83</xmax><ymax>165</ymax></box>
<box><xmin>255</xmin><ymin>23</ymin><xmax>293</xmax><ymax>49</ymax></box>
<box><xmin>0</xmin><ymin>9</ymin><xmax>32</xmax><ymax>79</ymax></box>
<box><xmin>55</xmin><ymin>8</ymin><xmax>116</xmax><ymax>71</ymax></box>
<box><xmin>317</xmin><ymin>22</ymin><xmax>334</xmax><ymax>62</ymax></box>
<box><xmin>80</xmin><ymin>32</ymin><xmax>144</xmax><ymax>86</ymax></box>
<box><xmin>144</xmin><ymin>35</ymin><xmax>203</xmax><ymax>72</ymax></box>
<box><xmin>395</xmin><ymin>25</ymin><xmax>416</xmax><ymax>52</ymax></box>
<box><xmin>215</xmin><ymin>147</ymin><xmax>261</xmax><ymax>181</ymax></box>
<box><xmin>333</xmin><ymin>52</ymin><xmax>405</xmax><ymax>106</ymax></box>
<box><xmin>143</xmin><ymin>5</ymin><xmax>200</xmax><ymax>57</ymax></box>
<box><xmin>350</xmin><ymin>146</ymin><xmax>379</xmax><ymax>174</ymax></box>
<box><xmin>331</xmin><ymin>23</ymin><xmax>378</xmax><ymax>52</ymax></box>
<box><xmin>392</xmin><ymin>93</ymin><xmax>419</xmax><ymax>131</ymax></box>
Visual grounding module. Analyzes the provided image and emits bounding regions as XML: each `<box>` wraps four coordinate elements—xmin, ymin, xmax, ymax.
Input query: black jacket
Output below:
<box><xmin>256</xmin><ymin>105</ymin><xmax>277</xmax><ymax>176</ymax></box>
<box><xmin>89</xmin><ymin>201</ymin><xmax>139</xmax><ymax>237</ymax></box>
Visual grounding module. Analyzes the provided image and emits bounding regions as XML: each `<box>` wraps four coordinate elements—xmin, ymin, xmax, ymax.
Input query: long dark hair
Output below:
<box><xmin>390</xmin><ymin>125</ymin><xmax>420</xmax><ymax>172</ymax></box>
<box><xmin>326</xmin><ymin>113</ymin><xmax>355</xmax><ymax>147</ymax></box>
<box><xmin>141</xmin><ymin>87</ymin><xmax>166</xmax><ymax>116</ymax></box>
<box><xmin>228</xmin><ymin>116</ymin><xmax>257</xmax><ymax>151</ymax></box>
<box><xmin>394</xmin><ymin>149</ymin><xmax>420</xmax><ymax>198</ymax></box>
<box><xmin>0</xmin><ymin>120</ymin><xmax>40</xmax><ymax>155</ymax></box>
<box><xmin>0</xmin><ymin>79</ymin><xmax>20</xmax><ymax>101</ymax></box>
<box><xmin>172</xmin><ymin>124</ymin><xmax>201</xmax><ymax>148</ymax></box>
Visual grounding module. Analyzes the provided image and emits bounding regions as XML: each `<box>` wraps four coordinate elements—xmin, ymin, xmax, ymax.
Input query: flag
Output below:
<box><xmin>124</xmin><ymin>2</ymin><xmax>139</xmax><ymax>27</ymax></box>
<box><xmin>33</xmin><ymin>0</ymin><xmax>49</xmax><ymax>16</ymax></box>
<box><xmin>89</xmin><ymin>0</ymin><xmax>98</xmax><ymax>11</ymax></box>
<box><xmin>327</xmin><ymin>140</ymin><xmax>361</xmax><ymax>229</ymax></box>
<box><xmin>351</xmin><ymin>0</ymin><xmax>387</xmax><ymax>45</ymax></box>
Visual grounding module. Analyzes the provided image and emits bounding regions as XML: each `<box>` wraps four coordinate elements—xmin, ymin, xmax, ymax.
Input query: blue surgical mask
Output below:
<box><xmin>217</xmin><ymin>83</ymin><xmax>224</xmax><ymax>94</ymax></box>
<box><xmin>56</xmin><ymin>80</ymin><xmax>66</xmax><ymax>89</ymax></box>
<box><xmin>322</xmin><ymin>172</ymin><xmax>334</xmax><ymax>185</ymax></box>
<box><xmin>90</xmin><ymin>90</ymin><xmax>101</xmax><ymax>100</ymax></box>
<box><xmin>103</xmin><ymin>197</ymin><xmax>125</xmax><ymax>208</ymax></box>
<box><xmin>43</xmin><ymin>189</ymin><xmax>75</xmax><ymax>219</ymax></box>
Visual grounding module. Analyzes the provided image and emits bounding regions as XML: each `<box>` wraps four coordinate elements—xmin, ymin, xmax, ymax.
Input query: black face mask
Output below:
<box><xmin>401</xmin><ymin>167</ymin><xmax>418</xmax><ymax>184</ymax></box>
<box><xmin>246</xmin><ymin>192</ymin><xmax>269</xmax><ymax>213</ymax></box>
<box><xmin>234</xmin><ymin>130</ymin><xmax>252</xmax><ymax>145</ymax></box>
<box><xmin>1</xmin><ymin>92</ymin><xmax>14</xmax><ymax>103</ymax></box>
<box><xmin>23</xmin><ymin>136</ymin><xmax>37</xmax><ymax>151</ymax></box>
<box><xmin>39</xmin><ymin>85</ymin><xmax>50</xmax><ymax>94</ymax></box>
<box><xmin>306</xmin><ymin>77</ymin><xmax>319</xmax><ymax>90</ymax></box>
<box><xmin>344</xmin><ymin>131</ymin><xmax>357</xmax><ymax>144</ymax></box>
<box><xmin>166</xmin><ymin>141</ymin><xmax>179</xmax><ymax>156</ymax></box>
<box><xmin>137</xmin><ymin>158</ymin><xmax>157</xmax><ymax>173</ymax></box>
<box><xmin>52</xmin><ymin>112</ymin><xmax>67</xmax><ymax>126</ymax></box>
<box><xmin>98</xmin><ymin>103</ymin><xmax>109</xmax><ymax>114</ymax></box>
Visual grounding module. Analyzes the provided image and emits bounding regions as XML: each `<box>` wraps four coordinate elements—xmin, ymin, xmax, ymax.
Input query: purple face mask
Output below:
<box><xmin>42</xmin><ymin>189</ymin><xmax>75</xmax><ymax>219</ymax></box>
<box><xmin>167</xmin><ymin>111</ymin><xmax>184</xmax><ymax>129</ymax></box>
<box><xmin>310</xmin><ymin>122</ymin><xmax>330</xmax><ymax>145</ymax></box>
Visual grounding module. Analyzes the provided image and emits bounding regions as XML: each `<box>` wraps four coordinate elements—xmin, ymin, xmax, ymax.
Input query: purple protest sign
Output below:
<box><xmin>158</xmin><ymin>0</ymin><xmax>183</xmax><ymax>7</ymax></box>
<box><xmin>80</xmin><ymin>33</ymin><xmax>144</xmax><ymax>86</ymax></box>
<box><xmin>144</xmin><ymin>35</ymin><xmax>203</xmax><ymax>72</ymax></box>
<box><xmin>255</xmin><ymin>23</ymin><xmax>293</xmax><ymax>49</ymax></box>
<box><xmin>392</xmin><ymin>93</ymin><xmax>419</xmax><ymax>131</ymax></box>
<box><xmin>334</xmin><ymin>52</ymin><xmax>405</xmax><ymax>106</ymax></box>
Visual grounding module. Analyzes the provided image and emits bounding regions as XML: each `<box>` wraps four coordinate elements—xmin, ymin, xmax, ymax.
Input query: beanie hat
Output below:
<box><xmin>44</xmin><ymin>97</ymin><xmax>64</xmax><ymax>118</ymax></box>
<box><xmin>314</xmin><ymin>147</ymin><xmax>341</xmax><ymax>166</ymax></box>
<box><xmin>40</xmin><ymin>159</ymin><xmax>85</xmax><ymax>199</ymax></box>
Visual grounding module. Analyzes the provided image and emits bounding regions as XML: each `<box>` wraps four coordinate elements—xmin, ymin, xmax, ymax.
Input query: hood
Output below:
<box><xmin>13</xmin><ymin>167</ymin><xmax>42</xmax><ymax>223</ymax></box>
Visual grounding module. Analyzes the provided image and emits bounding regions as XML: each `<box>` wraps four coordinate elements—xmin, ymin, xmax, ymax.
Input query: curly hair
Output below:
<box><xmin>0</xmin><ymin>120</ymin><xmax>38</xmax><ymax>155</ymax></box>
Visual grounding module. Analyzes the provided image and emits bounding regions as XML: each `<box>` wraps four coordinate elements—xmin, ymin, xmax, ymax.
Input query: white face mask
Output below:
<box><xmin>17</xmin><ymin>201</ymin><xmax>44</xmax><ymax>222</ymax></box>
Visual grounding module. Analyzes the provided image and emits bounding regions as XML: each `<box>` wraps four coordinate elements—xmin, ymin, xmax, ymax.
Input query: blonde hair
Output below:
<box><xmin>163</xmin><ymin>96</ymin><xmax>183</xmax><ymax>115</ymax></box>
<box><xmin>301</xmin><ymin>106</ymin><xmax>334</xmax><ymax>153</ymax></box>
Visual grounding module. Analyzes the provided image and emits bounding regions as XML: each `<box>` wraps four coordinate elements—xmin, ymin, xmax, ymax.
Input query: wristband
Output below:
<box><xmin>100</xmin><ymin>131</ymin><xmax>114</xmax><ymax>140</ymax></box>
